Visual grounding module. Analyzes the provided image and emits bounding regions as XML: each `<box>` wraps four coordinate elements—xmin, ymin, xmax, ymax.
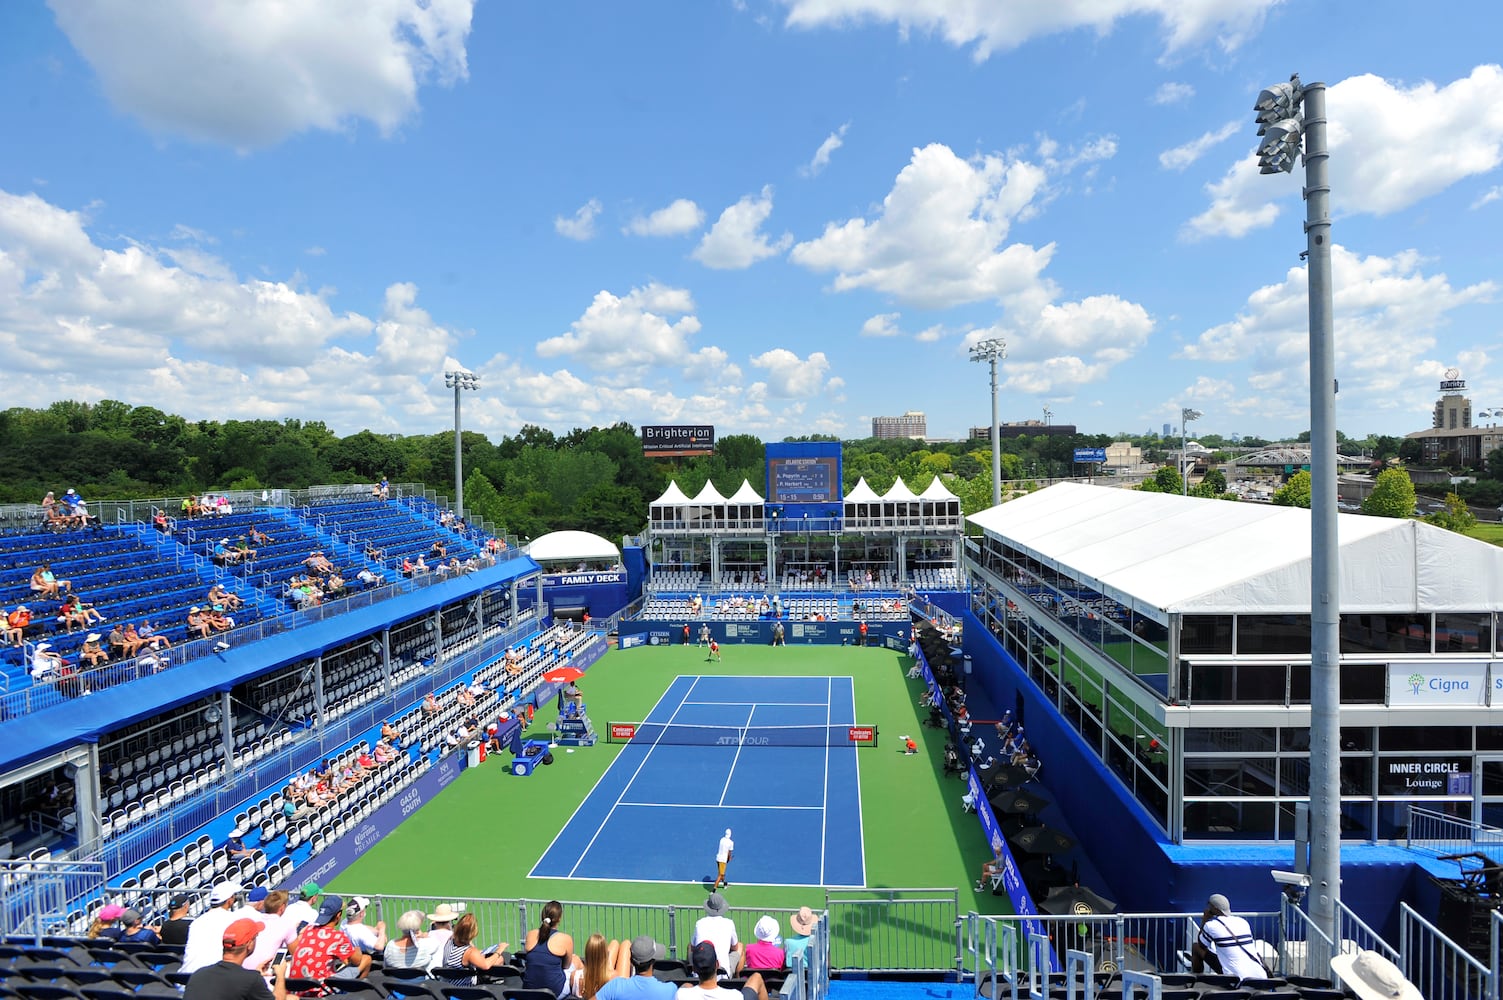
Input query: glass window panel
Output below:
<box><xmin>1280</xmin><ymin>757</ymin><xmax>1310</xmax><ymax>797</ymax></box>
<box><xmin>1238</xmin><ymin>615</ymin><xmax>1312</xmax><ymax>655</ymax></box>
<box><xmin>1435</xmin><ymin>612</ymin><xmax>1491</xmax><ymax>653</ymax></box>
<box><xmin>1185</xmin><ymin>728</ymin><xmax>1275</xmax><ymax>754</ymax></box>
<box><xmin>1341</xmin><ymin>727</ymin><xmax>1374</xmax><ymax>752</ymax></box>
<box><xmin>1188</xmin><ymin>662</ymin><xmax>1235</xmax><ymax>703</ymax></box>
<box><xmin>1184</xmin><ymin>800</ymin><xmax>1276</xmax><ymax>839</ymax></box>
<box><xmin>1280</xmin><ymin>727</ymin><xmax>1310</xmax><ymax>752</ymax></box>
<box><xmin>1380</xmin><ymin>726</ymin><xmax>1472</xmax><ymax>751</ymax></box>
<box><xmin>1182</xmin><ymin>615</ymin><xmax>1234</xmax><ymax>654</ymax></box>
<box><xmin>1234</xmin><ymin>663</ymin><xmax>1289</xmax><ymax>704</ymax></box>
<box><xmin>1339</xmin><ymin>663</ymin><xmax>1386</xmax><ymax>704</ymax></box>
<box><xmin>1477</xmin><ymin>727</ymin><xmax>1503</xmax><ymax>751</ymax></box>
<box><xmin>1185</xmin><ymin>758</ymin><xmax>1278</xmax><ymax>797</ymax></box>
<box><xmin>1341</xmin><ymin>613</ymin><xmax>1430</xmax><ymax>654</ymax></box>
<box><xmin>1339</xmin><ymin>756</ymin><xmax>1373</xmax><ymax>795</ymax></box>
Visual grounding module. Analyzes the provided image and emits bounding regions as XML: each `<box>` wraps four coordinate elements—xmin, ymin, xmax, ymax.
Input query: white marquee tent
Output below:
<box><xmin>968</xmin><ymin>482</ymin><xmax>1503</xmax><ymax>616</ymax></box>
<box><xmin>525</xmin><ymin>530</ymin><xmax>621</xmax><ymax>565</ymax></box>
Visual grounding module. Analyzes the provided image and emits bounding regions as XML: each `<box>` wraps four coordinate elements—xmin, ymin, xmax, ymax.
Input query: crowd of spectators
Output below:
<box><xmin>40</xmin><ymin>488</ymin><xmax>102</xmax><ymax>532</ymax></box>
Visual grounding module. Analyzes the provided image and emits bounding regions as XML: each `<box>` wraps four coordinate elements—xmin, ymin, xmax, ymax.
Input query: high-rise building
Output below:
<box><xmin>872</xmin><ymin>411</ymin><xmax>927</xmax><ymax>439</ymax></box>
<box><xmin>1162</xmin><ymin>422</ymin><xmax>1173</xmax><ymax>437</ymax></box>
<box><xmin>1406</xmin><ymin>368</ymin><xmax>1502</xmax><ymax>465</ymax></box>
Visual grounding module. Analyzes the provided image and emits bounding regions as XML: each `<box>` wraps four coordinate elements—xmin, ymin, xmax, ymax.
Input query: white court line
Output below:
<box><xmin>820</xmin><ymin>675</ymin><xmax>831</xmax><ymax>885</ymax></box>
<box><xmin>682</xmin><ymin>700</ymin><xmax>831</xmax><ymax>706</ymax></box>
<box><xmin>558</xmin><ymin>873</ymin><xmax>864</xmax><ymax>888</ymax></box>
<box><xmin>563</xmin><ymin>676</ymin><xmax>699</xmax><ymax>879</ymax></box>
<box><xmin>614</xmin><ymin>801</ymin><xmax>823</xmax><ymax>810</ymax></box>
<box><xmin>715</xmin><ymin>701</ymin><xmax>756</xmax><ymax>807</ymax></box>
<box><xmin>847</xmin><ymin>675</ymin><xmax>867</xmax><ymax>886</ymax></box>
<box><xmin>529</xmin><ymin>674</ymin><xmax>693</xmax><ymax>879</ymax></box>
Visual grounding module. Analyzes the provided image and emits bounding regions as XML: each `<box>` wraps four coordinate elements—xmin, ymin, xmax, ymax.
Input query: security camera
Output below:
<box><xmin>1271</xmin><ymin>869</ymin><xmax>1310</xmax><ymax>887</ymax></box>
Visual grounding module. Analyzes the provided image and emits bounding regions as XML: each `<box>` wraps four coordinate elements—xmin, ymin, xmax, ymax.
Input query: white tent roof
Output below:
<box><xmin>843</xmin><ymin>477</ymin><xmax>883</xmax><ymax>503</ymax></box>
<box><xmin>690</xmin><ymin>480</ymin><xmax>727</xmax><ymax>504</ymax></box>
<box><xmin>967</xmin><ymin>482</ymin><xmax>1503</xmax><ymax>615</ymax></box>
<box><xmin>652</xmin><ymin>481</ymin><xmax>692</xmax><ymax>506</ymax></box>
<box><xmin>727</xmin><ymin>479</ymin><xmax>765</xmax><ymax>504</ymax></box>
<box><xmin>525</xmin><ymin>530</ymin><xmax>621</xmax><ymax>563</ymax></box>
<box><xmin>919</xmin><ymin>477</ymin><xmax>959</xmax><ymax>501</ymax></box>
<box><xmin>883</xmin><ymin>477</ymin><xmax>919</xmax><ymax>502</ymax></box>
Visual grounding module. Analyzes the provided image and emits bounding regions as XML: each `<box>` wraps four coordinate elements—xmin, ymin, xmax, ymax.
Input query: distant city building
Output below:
<box><xmin>969</xmin><ymin>420</ymin><xmax>1077</xmax><ymax>441</ymax></box>
<box><xmin>1405</xmin><ymin>369</ymin><xmax>1503</xmax><ymax>465</ymax></box>
<box><xmin>1162</xmin><ymin>422</ymin><xmax>1172</xmax><ymax>437</ymax></box>
<box><xmin>1104</xmin><ymin>441</ymin><xmax>1142</xmax><ymax>468</ymax></box>
<box><xmin>871</xmin><ymin>410</ymin><xmax>927</xmax><ymax>439</ymax></box>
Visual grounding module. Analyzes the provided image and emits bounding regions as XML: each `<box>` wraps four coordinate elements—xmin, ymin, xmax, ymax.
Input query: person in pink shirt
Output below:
<box><xmin>743</xmin><ymin>916</ymin><xmax>785</xmax><ymax>971</ymax></box>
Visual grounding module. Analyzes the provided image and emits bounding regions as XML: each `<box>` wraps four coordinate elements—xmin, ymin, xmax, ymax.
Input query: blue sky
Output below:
<box><xmin>2</xmin><ymin>1</ymin><xmax>1502</xmax><ymax>443</ymax></box>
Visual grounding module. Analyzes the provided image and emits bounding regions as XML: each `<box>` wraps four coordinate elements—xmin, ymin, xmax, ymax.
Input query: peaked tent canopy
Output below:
<box><xmin>919</xmin><ymin>477</ymin><xmax>959</xmax><ymax>500</ymax></box>
<box><xmin>883</xmin><ymin>477</ymin><xmax>919</xmax><ymax>502</ymax></box>
<box><xmin>727</xmin><ymin>479</ymin><xmax>765</xmax><ymax>504</ymax></box>
<box><xmin>843</xmin><ymin>477</ymin><xmax>883</xmax><ymax>503</ymax></box>
<box><xmin>968</xmin><ymin>482</ymin><xmax>1503</xmax><ymax>617</ymax></box>
<box><xmin>689</xmin><ymin>481</ymin><xmax>727</xmax><ymax>504</ymax></box>
<box><xmin>525</xmin><ymin>530</ymin><xmax>621</xmax><ymax>564</ymax></box>
<box><xmin>651</xmin><ymin>482</ymin><xmax>693</xmax><ymax>506</ymax></box>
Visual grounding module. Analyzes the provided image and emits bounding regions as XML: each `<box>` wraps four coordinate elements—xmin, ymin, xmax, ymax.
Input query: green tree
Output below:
<box><xmin>1362</xmin><ymin>468</ymin><xmax>1417</xmax><ymax>518</ymax></box>
<box><xmin>462</xmin><ymin>469</ymin><xmax>508</xmax><ymax>533</ymax></box>
<box><xmin>1200</xmin><ymin>468</ymin><xmax>1227</xmax><ymax>494</ymax></box>
<box><xmin>1425</xmin><ymin>493</ymin><xmax>1477</xmax><ymax>534</ymax></box>
<box><xmin>1273</xmin><ymin>470</ymin><xmax>1312</xmax><ymax>508</ymax></box>
<box><xmin>1138</xmin><ymin>466</ymin><xmax>1183</xmax><ymax>494</ymax></box>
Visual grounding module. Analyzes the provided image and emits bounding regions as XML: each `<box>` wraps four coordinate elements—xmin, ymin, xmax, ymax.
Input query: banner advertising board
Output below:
<box><xmin>1378</xmin><ymin>757</ymin><xmax>1472</xmax><ymax>796</ymax></box>
<box><xmin>1073</xmin><ymin>447</ymin><xmax>1107</xmax><ymax>463</ymax></box>
<box><xmin>1387</xmin><ymin>661</ymin><xmax>1489</xmax><ymax>706</ymax></box>
<box><xmin>542</xmin><ymin>571</ymin><xmax>626</xmax><ymax>586</ymax></box>
<box><xmin>643</xmin><ymin>425</ymin><xmax>715</xmax><ymax>457</ymax></box>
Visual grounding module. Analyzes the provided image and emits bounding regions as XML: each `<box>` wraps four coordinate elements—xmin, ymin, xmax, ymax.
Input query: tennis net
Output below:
<box><xmin>606</xmin><ymin>721</ymin><xmax>879</xmax><ymax>747</ymax></box>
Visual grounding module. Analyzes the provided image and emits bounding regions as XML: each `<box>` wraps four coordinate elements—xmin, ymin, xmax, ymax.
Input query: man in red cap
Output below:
<box><xmin>184</xmin><ymin>915</ymin><xmax>288</xmax><ymax>999</ymax></box>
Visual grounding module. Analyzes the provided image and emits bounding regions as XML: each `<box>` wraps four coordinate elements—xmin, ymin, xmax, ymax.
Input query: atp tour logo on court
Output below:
<box><xmin>717</xmin><ymin>734</ymin><xmax>770</xmax><ymax>746</ymax></box>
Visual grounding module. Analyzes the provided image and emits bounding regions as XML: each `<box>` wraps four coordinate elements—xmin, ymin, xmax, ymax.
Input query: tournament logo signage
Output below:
<box><xmin>1388</xmin><ymin>661</ymin><xmax>1488</xmax><ymax>706</ymax></box>
<box><xmin>643</xmin><ymin>425</ymin><xmax>715</xmax><ymax>457</ymax></box>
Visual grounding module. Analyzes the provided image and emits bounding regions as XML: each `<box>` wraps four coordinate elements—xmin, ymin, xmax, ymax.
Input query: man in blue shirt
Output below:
<box><xmin>596</xmin><ymin>936</ymin><xmax>678</xmax><ymax>1000</ymax></box>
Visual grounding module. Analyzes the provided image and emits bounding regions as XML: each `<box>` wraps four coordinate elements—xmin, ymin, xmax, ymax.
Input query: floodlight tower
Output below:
<box><xmin>1254</xmin><ymin>72</ymin><xmax>1340</xmax><ymax>955</ymax></box>
<box><xmin>445</xmin><ymin>370</ymin><xmax>481</xmax><ymax>516</ymax></box>
<box><xmin>1180</xmin><ymin>408</ymin><xmax>1202</xmax><ymax>496</ymax></box>
<box><xmin>970</xmin><ymin>338</ymin><xmax>1007</xmax><ymax>506</ymax></box>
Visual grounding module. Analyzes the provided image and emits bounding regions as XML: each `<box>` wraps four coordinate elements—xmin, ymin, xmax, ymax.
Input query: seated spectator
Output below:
<box><xmin>576</xmin><ymin>931</ymin><xmax>632</xmax><ymax>999</ymax></box>
<box><xmin>138</xmin><ymin>619</ymin><xmax>171</xmax><ymax>650</ymax></box>
<box><xmin>422</xmin><ymin>692</ymin><xmax>440</xmax><ymax>715</ymax></box>
<box><xmin>522</xmin><ymin>900</ymin><xmax>583</xmax><ymax>996</ymax></box>
<box><xmin>693</xmin><ymin>893</ymin><xmax>743</xmax><ymax>977</ymax></box>
<box><xmin>427</xmin><ymin>902</ymin><xmax>460</xmax><ymax>953</ymax></box>
<box><xmin>152</xmin><ymin>510</ymin><xmax>170</xmax><ymax>534</ymax></box>
<box><xmin>486</xmin><ymin>537</ymin><xmax>505</xmax><ymax>555</ymax></box>
<box><xmin>430</xmin><ymin>539</ymin><xmax>448</xmax><ymax>560</ymax></box>
<box><xmin>115</xmin><ymin>908</ymin><xmax>161</xmax><ymax>945</ymax></box>
<box><xmin>80</xmin><ymin>633</ymin><xmax>109</xmax><ymax>667</ymax></box>
<box><xmin>249</xmin><ymin>525</ymin><xmax>272</xmax><ymax>546</ymax></box>
<box><xmin>215</xmin><ymin>495</ymin><xmax>232</xmax><ymax>516</ymax></box>
<box><xmin>783</xmin><ymin>908</ymin><xmax>817</xmax><ymax>965</ymax></box>
<box><xmin>381</xmin><ymin>720</ymin><xmax>402</xmax><ymax>745</ymax></box>
<box><xmin>597</xmin><ymin>935</ymin><xmax>676</xmax><ymax>1000</ymax></box>
<box><xmin>288</xmin><ymin>894</ymin><xmax>371</xmax><ymax>983</ymax></box>
<box><xmin>401</xmin><ymin>557</ymin><xmax>415</xmax><ymax>577</ymax></box>
<box><xmin>364</xmin><ymin>540</ymin><xmax>385</xmax><ymax>561</ymax></box>
<box><xmin>373</xmin><ymin>740</ymin><xmax>399</xmax><ymax>763</ymax></box>
<box><xmin>686</xmin><ymin>941</ymin><xmax>768</xmax><ymax>1000</ymax></box>
<box><xmin>225</xmin><ymin>832</ymin><xmax>255</xmax><ymax>858</ymax></box>
<box><xmin>208</xmin><ymin>583</ymin><xmax>242</xmax><ymax>611</ymax></box>
<box><xmin>30</xmin><ymin>562</ymin><xmax>71</xmax><ymax>598</ymax></box>
<box><xmin>103</xmin><ymin>624</ymin><xmax>127</xmax><ymax>659</ymax></box>
<box><xmin>743</xmin><ymin>916</ymin><xmax>785</xmax><ymax>972</ymax></box>
<box><xmin>343</xmin><ymin>896</ymin><xmax>387</xmax><ymax>956</ymax></box>
<box><xmin>437</xmin><ymin>912</ymin><xmax>512</xmax><ymax>986</ymax></box>
<box><xmin>383</xmin><ymin>910</ymin><xmax>439</xmax><ymax>972</ymax></box>
<box><xmin>457</xmin><ymin>686</ymin><xmax>476</xmax><ymax>708</ymax></box>
<box><xmin>235</xmin><ymin>536</ymin><xmax>257</xmax><ymax>562</ymax></box>
<box><xmin>375</xmin><ymin>476</ymin><xmax>390</xmax><ymax>500</ymax></box>
<box><xmin>303</xmin><ymin>551</ymin><xmax>336</xmax><ymax>576</ymax></box>
<box><xmin>325</xmin><ymin>572</ymin><xmax>345</xmax><ymax>595</ymax></box>
<box><xmin>187</xmin><ymin>607</ymin><xmax>212</xmax><ymax>639</ymax></box>
<box><xmin>2</xmin><ymin>607</ymin><xmax>26</xmax><ymax>646</ymax></box>
<box><xmin>414</xmin><ymin>555</ymin><xmax>429</xmax><ymax>575</ymax></box>
<box><xmin>356</xmin><ymin>567</ymin><xmax>384</xmax><ymax>586</ymax></box>
<box><xmin>57</xmin><ymin>594</ymin><xmax>98</xmax><ymax>632</ymax></box>
<box><xmin>31</xmin><ymin>642</ymin><xmax>64</xmax><ymax>682</ymax></box>
<box><xmin>212</xmin><ymin>538</ymin><xmax>240</xmax><ymax>565</ymax></box>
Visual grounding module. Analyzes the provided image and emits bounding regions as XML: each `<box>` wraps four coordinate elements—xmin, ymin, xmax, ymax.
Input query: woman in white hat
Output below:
<box><xmin>784</xmin><ymin>907</ymin><xmax>818</xmax><ymax>963</ymax></box>
<box><xmin>427</xmin><ymin>902</ymin><xmax>462</xmax><ymax>953</ymax></box>
<box><xmin>744</xmin><ymin>915</ymin><xmax>786</xmax><ymax>971</ymax></box>
<box><xmin>79</xmin><ymin>633</ymin><xmax>108</xmax><ymax>667</ymax></box>
<box><xmin>1330</xmin><ymin>950</ymin><xmax>1423</xmax><ymax>1000</ymax></box>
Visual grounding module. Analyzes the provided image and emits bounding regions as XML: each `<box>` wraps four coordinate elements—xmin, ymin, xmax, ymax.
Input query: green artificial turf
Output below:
<box><xmin>331</xmin><ymin>642</ymin><xmax>1010</xmax><ymax>935</ymax></box>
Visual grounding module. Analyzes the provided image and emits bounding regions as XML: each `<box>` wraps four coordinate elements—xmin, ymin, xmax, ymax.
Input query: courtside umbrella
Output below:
<box><xmin>1010</xmin><ymin>825</ymin><xmax>1076</xmax><ymax>856</ymax></box>
<box><xmin>1038</xmin><ymin>884</ymin><xmax>1117</xmax><ymax>916</ymax></box>
<box><xmin>543</xmin><ymin>666</ymin><xmax>584</xmax><ymax>683</ymax></box>
<box><xmin>990</xmin><ymin>787</ymin><xmax>1051</xmax><ymax>815</ymax></box>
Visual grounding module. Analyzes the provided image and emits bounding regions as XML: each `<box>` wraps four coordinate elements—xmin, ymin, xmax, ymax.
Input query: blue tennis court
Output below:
<box><xmin>530</xmin><ymin>674</ymin><xmax>867</xmax><ymax>887</ymax></box>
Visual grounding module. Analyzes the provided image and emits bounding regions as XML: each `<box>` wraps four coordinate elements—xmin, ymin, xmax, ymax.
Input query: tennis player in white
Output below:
<box><xmin>713</xmin><ymin>828</ymin><xmax>734</xmax><ymax>890</ymax></box>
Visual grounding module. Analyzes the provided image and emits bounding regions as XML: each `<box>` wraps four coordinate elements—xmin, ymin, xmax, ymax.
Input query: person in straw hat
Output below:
<box><xmin>1331</xmin><ymin>949</ymin><xmax>1424</xmax><ymax>1000</ymax></box>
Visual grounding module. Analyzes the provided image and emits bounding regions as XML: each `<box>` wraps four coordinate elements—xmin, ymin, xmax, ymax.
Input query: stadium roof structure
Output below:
<box><xmin>650</xmin><ymin>482</ymin><xmax>692</xmax><ymax>506</ymax></box>
<box><xmin>727</xmin><ymin>479</ymin><xmax>765</xmax><ymax>504</ymax></box>
<box><xmin>968</xmin><ymin>482</ymin><xmax>1503</xmax><ymax>617</ymax></box>
<box><xmin>844</xmin><ymin>477</ymin><xmax>883</xmax><ymax>503</ymax></box>
<box><xmin>883</xmin><ymin>477</ymin><xmax>919</xmax><ymax>502</ymax></box>
<box><xmin>919</xmin><ymin>477</ymin><xmax>959</xmax><ymax>501</ymax></box>
<box><xmin>526</xmin><ymin>530</ymin><xmax>621</xmax><ymax>564</ymax></box>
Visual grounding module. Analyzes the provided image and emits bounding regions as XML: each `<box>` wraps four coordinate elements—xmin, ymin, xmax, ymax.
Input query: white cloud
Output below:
<box><xmin>624</xmin><ymin>198</ymin><xmax>705</xmax><ymax>237</ymax></box>
<box><xmin>963</xmin><ymin>294</ymin><xmax>1155</xmax><ymax>396</ymax></box>
<box><xmin>1186</xmin><ymin>65</ymin><xmax>1503</xmax><ymax>239</ymax></box>
<box><xmin>554</xmin><ymin>199</ymin><xmax>603</xmax><ymax>241</ymax></box>
<box><xmin>749</xmin><ymin>348</ymin><xmax>834</xmax><ymax>397</ymax></box>
<box><xmin>692</xmin><ymin>186</ymin><xmax>792</xmax><ymax>269</ymax></box>
<box><xmin>535</xmin><ymin>282</ymin><xmax>703</xmax><ymax>374</ymax></box>
<box><xmin>801</xmin><ymin>122</ymin><xmax>850</xmax><ymax>177</ymax></box>
<box><xmin>790</xmin><ymin>143</ymin><xmax>1053</xmax><ymax>308</ymax></box>
<box><xmin>304</xmin><ymin>245</ymin><xmax>327</xmax><ymax>256</ymax></box>
<box><xmin>1472</xmin><ymin>186</ymin><xmax>1503</xmax><ymax>210</ymax></box>
<box><xmin>1180</xmin><ymin>244</ymin><xmax>1496</xmax><ymax>418</ymax></box>
<box><xmin>49</xmin><ymin>0</ymin><xmax>474</xmax><ymax>146</ymax></box>
<box><xmin>1181</xmin><ymin>375</ymin><xmax>1235</xmax><ymax>401</ymax></box>
<box><xmin>914</xmin><ymin>324</ymin><xmax>945</xmax><ymax>343</ymax></box>
<box><xmin>1152</xmin><ymin>82</ymin><xmax>1195</xmax><ymax>105</ymax></box>
<box><xmin>777</xmin><ymin>0</ymin><xmax>1280</xmax><ymax>60</ymax></box>
<box><xmin>860</xmin><ymin>312</ymin><xmax>903</xmax><ymax>337</ymax></box>
<box><xmin>1159</xmin><ymin>121</ymin><xmax>1239</xmax><ymax>171</ymax></box>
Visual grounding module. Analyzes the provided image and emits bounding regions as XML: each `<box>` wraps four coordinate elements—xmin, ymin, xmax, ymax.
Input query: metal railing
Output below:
<box><xmin>1402</xmin><ymin>902</ymin><xmax>1493</xmax><ymax>1000</ymax></box>
<box><xmin>1408</xmin><ymin>806</ymin><xmax>1503</xmax><ymax>856</ymax></box>
<box><xmin>0</xmin><ymin>857</ymin><xmax>108</xmax><ymax>943</ymax></box>
<box><xmin>823</xmin><ymin>888</ymin><xmax>961</xmax><ymax>974</ymax></box>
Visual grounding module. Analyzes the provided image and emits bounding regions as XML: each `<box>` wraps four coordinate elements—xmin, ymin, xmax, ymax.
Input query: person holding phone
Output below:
<box><xmin>436</xmin><ymin>912</ymin><xmax>512</xmax><ymax>986</ymax></box>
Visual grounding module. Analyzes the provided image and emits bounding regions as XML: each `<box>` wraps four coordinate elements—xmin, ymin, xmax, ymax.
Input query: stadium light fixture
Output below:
<box><xmin>444</xmin><ymin>370</ymin><xmax>481</xmax><ymax>518</ymax></box>
<box><xmin>1253</xmin><ymin>71</ymin><xmax>1341</xmax><ymax>960</ymax></box>
<box><xmin>969</xmin><ymin>337</ymin><xmax>1007</xmax><ymax>506</ymax></box>
<box><xmin>1180</xmin><ymin>407</ymin><xmax>1202</xmax><ymax>497</ymax></box>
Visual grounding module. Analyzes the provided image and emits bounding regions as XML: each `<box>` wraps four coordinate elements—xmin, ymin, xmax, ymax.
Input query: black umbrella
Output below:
<box><xmin>984</xmin><ymin>764</ymin><xmax>1037</xmax><ymax>791</ymax></box>
<box><xmin>1010</xmin><ymin>825</ymin><xmax>1076</xmax><ymax>856</ymax></box>
<box><xmin>990</xmin><ymin>787</ymin><xmax>1051</xmax><ymax>815</ymax></box>
<box><xmin>1018</xmin><ymin>857</ymin><xmax>1070</xmax><ymax>897</ymax></box>
<box><xmin>1038</xmin><ymin>883</ymin><xmax>1118</xmax><ymax>916</ymax></box>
